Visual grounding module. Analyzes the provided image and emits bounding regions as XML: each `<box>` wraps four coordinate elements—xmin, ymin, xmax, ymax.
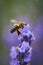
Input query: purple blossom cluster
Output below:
<box><xmin>10</xmin><ymin>24</ymin><xmax>35</xmax><ymax>65</ymax></box>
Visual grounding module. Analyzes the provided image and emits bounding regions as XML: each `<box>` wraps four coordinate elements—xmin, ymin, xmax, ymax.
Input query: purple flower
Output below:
<box><xmin>9</xmin><ymin>23</ymin><xmax>35</xmax><ymax>65</ymax></box>
<box><xmin>24</xmin><ymin>54</ymin><xmax>31</xmax><ymax>62</ymax></box>
<box><xmin>24</xmin><ymin>46</ymin><xmax>32</xmax><ymax>62</ymax></box>
<box><xmin>30</xmin><ymin>32</ymin><xmax>35</xmax><ymax>41</ymax></box>
<box><xmin>10</xmin><ymin>46</ymin><xmax>17</xmax><ymax>59</ymax></box>
<box><xmin>10</xmin><ymin>60</ymin><xmax>19</xmax><ymax>65</ymax></box>
<box><xmin>18</xmin><ymin>35</ymin><xmax>23</xmax><ymax>42</ymax></box>
<box><xmin>18</xmin><ymin>41</ymin><xmax>30</xmax><ymax>53</ymax></box>
<box><xmin>18</xmin><ymin>30</ymin><xmax>35</xmax><ymax>43</ymax></box>
<box><xmin>22</xmin><ymin>24</ymin><xmax>30</xmax><ymax>33</ymax></box>
<box><xmin>10</xmin><ymin>60</ymin><xmax>15</xmax><ymax>65</ymax></box>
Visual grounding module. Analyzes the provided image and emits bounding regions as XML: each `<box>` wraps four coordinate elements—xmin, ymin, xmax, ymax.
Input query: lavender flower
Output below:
<box><xmin>18</xmin><ymin>34</ymin><xmax>23</xmax><ymax>42</ymax></box>
<box><xmin>24</xmin><ymin>47</ymin><xmax>32</xmax><ymax>62</ymax></box>
<box><xmin>18</xmin><ymin>41</ymin><xmax>30</xmax><ymax>53</ymax></box>
<box><xmin>30</xmin><ymin>32</ymin><xmax>35</xmax><ymax>41</ymax></box>
<box><xmin>10</xmin><ymin>23</ymin><xmax>35</xmax><ymax>65</ymax></box>
<box><xmin>10</xmin><ymin>60</ymin><xmax>19</xmax><ymax>65</ymax></box>
<box><xmin>22</xmin><ymin>24</ymin><xmax>30</xmax><ymax>33</ymax></box>
<box><xmin>10</xmin><ymin>60</ymin><xmax>15</xmax><ymax>65</ymax></box>
<box><xmin>10</xmin><ymin>46</ymin><xmax>17</xmax><ymax>59</ymax></box>
<box><xmin>18</xmin><ymin>30</ymin><xmax>35</xmax><ymax>43</ymax></box>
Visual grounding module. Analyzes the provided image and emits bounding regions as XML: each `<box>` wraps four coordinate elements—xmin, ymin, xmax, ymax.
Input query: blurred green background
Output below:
<box><xmin>0</xmin><ymin>0</ymin><xmax>43</xmax><ymax>65</ymax></box>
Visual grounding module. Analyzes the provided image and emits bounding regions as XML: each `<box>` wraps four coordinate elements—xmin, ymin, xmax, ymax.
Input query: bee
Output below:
<box><xmin>10</xmin><ymin>20</ymin><xmax>26</xmax><ymax>35</ymax></box>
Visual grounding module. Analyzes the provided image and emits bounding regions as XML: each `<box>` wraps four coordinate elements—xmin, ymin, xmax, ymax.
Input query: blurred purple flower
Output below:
<box><xmin>10</xmin><ymin>60</ymin><xmax>19</xmax><ymax>65</ymax></box>
<box><xmin>10</xmin><ymin>46</ymin><xmax>17</xmax><ymax>59</ymax></box>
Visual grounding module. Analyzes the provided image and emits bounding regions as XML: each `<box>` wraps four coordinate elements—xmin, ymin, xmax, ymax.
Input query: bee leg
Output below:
<box><xmin>17</xmin><ymin>30</ymin><xmax>21</xmax><ymax>36</ymax></box>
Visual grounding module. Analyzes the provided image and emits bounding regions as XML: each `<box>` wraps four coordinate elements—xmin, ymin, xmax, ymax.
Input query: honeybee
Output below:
<box><xmin>10</xmin><ymin>20</ymin><xmax>26</xmax><ymax>35</ymax></box>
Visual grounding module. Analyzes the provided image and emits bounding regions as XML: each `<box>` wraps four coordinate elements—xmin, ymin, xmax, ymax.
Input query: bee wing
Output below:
<box><xmin>10</xmin><ymin>19</ymin><xmax>17</xmax><ymax>23</ymax></box>
<box><xmin>10</xmin><ymin>19</ymin><xmax>18</xmax><ymax>26</ymax></box>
